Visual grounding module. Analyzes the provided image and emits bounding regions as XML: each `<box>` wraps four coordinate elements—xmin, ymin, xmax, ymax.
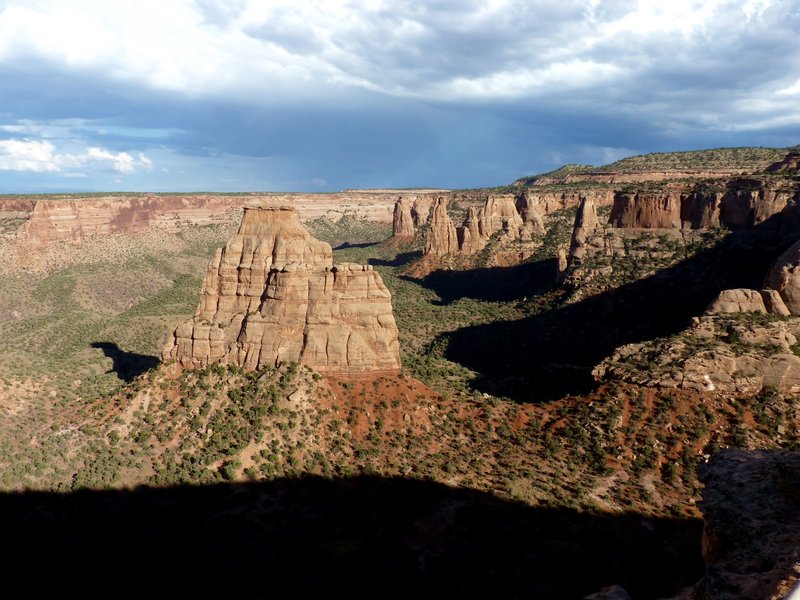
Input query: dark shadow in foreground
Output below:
<box><xmin>90</xmin><ymin>341</ymin><xmax>159</xmax><ymax>382</ymax></box>
<box><xmin>0</xmin><ymin>476</ymin><xmax>703</xmax><ymax>599</ymax></box>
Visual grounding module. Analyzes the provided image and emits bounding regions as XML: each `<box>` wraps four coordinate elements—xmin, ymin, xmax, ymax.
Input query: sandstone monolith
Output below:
<box><xmin>163</xmin><ymin>207</ymin><xmax>401</xmax><ymax>374</ymax></box>
<box><xmin>392</xmin><ymin>198</ymin><xmax>415</xmax><ymax>237</ymax></box>
<box><xmin>423</xmin><ymin>197</ymin><xmax>458</xmax><ymax>256</ymax></box>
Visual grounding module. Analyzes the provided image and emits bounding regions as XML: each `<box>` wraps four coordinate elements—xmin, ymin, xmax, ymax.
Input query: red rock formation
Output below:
<box><xmin>607</xmin><ymin>179</ymin><xmax>800</xmax><ymax>232</ymax></box>
<box><xmin>681</xmin><ymin>189</ymin><xmax>723</xmax><ymax>229</ymax></box>
<box><xmin>568</xmin><ymin>197</ymin><xmax>599</xmax><ymax>265</ymax></box>
<box><xmin>423</xmin><ymin>197</ymin><xmax>458</xmax><ymax>256</ymax></box>
<box><xmin>476</xmin><ymin>194</ymin><xmax>524</xmax><ymax>239</ymax></box>
<box><xmin>514</xmin><ymin>194</ymin><xmax>546</xmax><ymax>235</ymax></box>
<box><xmin>456</xmin><ymin>207</ymin><xmax>485</xmax><ymax>255</ymax></box>
<box><xmin>392</xmin><ymin>198</ymin><xmax>415</xmax><ymax>237</ymax></box>
<box><xmin>411</xmin><ymin>196</ymin><xmax>434</xmax><ymax>227</ymax></box>
<box><xmin>163</xmin><ymin>207</ymin><xmax>401</xmax><ymax>374</ymax></box>
<box><xmin>609</xmin><ymin>190</ymin><xmax>684</xmax><ymax>228</ymax></box>
<box><xmin>1</xmin><ymin>191</ymin><xmax>414</xmax><ymax>248</ymax></box>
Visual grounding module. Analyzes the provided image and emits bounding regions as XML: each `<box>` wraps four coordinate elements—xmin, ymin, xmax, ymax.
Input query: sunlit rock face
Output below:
<box><xmin>163</xmin><ymin>207</ymin><xmax>401</xmax><ymax>375</ymax></box>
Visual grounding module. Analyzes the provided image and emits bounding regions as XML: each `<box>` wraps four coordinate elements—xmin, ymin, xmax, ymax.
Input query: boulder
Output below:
<box><xmin>704</xmin><ymin>289</ymin><xmax>768</xmax><ymax>315</ymax></box>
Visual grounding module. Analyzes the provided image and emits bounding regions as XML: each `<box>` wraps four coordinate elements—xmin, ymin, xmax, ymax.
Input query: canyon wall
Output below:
<box><xmin>1</xmin><ymin>191</ymin><xmax>425</xmax><ymax>248</ymax></box>
<box><xmin>608</xmin><ymin>179</ymin><xmax>800</xmax><ymax>232</ymax></box>
<box><xmin>163</xmin><ymin>207</ymin><xmax>401</xmax><ymax>375</ymax></box>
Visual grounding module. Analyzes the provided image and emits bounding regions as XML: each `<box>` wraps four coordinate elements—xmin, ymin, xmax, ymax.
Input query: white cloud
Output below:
<box><xmin>0</xmin><ymin>0</ymin><xmax>793</xmax><ymax>106</ymax></box>
<box><xmin>0</xmin><ymin>137</ymin><xmax>153</xmax><ymax>174</ymax></box>
<box><xmin>0</xmin><ymin>139</ymin><xmax>59</xmax><ymax>172</ymax></box>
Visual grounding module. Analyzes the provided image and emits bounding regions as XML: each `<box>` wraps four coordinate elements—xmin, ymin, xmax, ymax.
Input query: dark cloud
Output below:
<box><xmin>0</xmin><ymin>1</ymin><xmax>798</xmax><ymax>192</ymax></box>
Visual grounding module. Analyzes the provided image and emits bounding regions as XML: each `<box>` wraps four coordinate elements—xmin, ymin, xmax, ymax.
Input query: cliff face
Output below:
<box><xmin>1</xmin><ymin>190</ymin><xmax>418</xmax><ymax>249</ymax></box>
<box><xmin>608</xmin><ymin>179</ymin><xmax>800</xmax><ymax>232</ymax></box>
<box><xmin>163</xmin><ymin>207</ymin><xmax>401</xmax><ymax>375</ymax></box>
<box><xmin>519</xmin><ymin>188</ymin><xmax>614</xmax><ymax>215</ymax></box>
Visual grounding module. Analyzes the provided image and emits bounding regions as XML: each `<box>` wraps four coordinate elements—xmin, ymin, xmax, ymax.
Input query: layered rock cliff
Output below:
<box><xmin>607</xmin><ymin>179</ymin><xmax>800</xmax><ymax>232</ymax></box>
<box><xmin>163</xmin><ymin>207</ymin><xmax>401</xmax><ymax>375</ymax></box>
<box><xmin>0</xmin><ymin>190</ymin><xmax>429</xmax><ymax>249</ymax></box>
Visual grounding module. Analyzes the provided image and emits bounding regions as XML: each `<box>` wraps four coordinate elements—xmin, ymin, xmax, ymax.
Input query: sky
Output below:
<box><xmin>0</xmin><ymin>0</ymin><xmax>799</xmax><ymax>193</ymax></box>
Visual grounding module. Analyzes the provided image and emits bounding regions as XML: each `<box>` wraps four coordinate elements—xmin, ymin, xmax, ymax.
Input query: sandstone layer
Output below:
<box><xmin>0</xmin><ymin>190</ymin><xmax>434</xmax><ymax>249</ymax></box>
<box><xmin>594</xmin><ymin>314</ymin><xmax>800</xmax><ymax>394</ymax></box>
<box><xmin>608</xmin><ymin>179</ymin><xmax>800</xmax><ymax>232</ymax></box>
<box><xmin>704</xmin><ymin>288</ymin><xmax>789</xmax><ymax>317</ymax></box>
<box><xmin>163</xmin><ymin>207</ymin><xmax>401</xmax><ymax>375</ymax></box>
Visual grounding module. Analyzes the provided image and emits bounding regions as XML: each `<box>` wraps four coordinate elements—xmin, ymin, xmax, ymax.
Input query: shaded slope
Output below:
<box><xmin>441</xmin><ymin>229</ymin><xmax>792</xmax><ymax>402</ymax></box>
<box><xmin>0</xmin><ymin>475</ymin><xmax>703</xmax><ymax>599</ymax></box>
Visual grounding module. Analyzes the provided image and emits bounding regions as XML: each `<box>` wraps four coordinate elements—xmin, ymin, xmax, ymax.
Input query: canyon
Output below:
<box><xmin>2</xmin><ymin>146</ymin><xmax>799</xmax><ymax>599</ymax></box>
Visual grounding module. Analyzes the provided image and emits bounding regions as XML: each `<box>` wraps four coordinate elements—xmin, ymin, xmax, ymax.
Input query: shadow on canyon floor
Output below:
<box><xmin>334</xmin><ymin>240</ymin><xmax>381</xmax><ymax>250</ymax></box>
<box><xmin>369</xmin><ymin>250</ymin><xmax>423</xmax><ymax>268</ymax></box>
<box><xmin>437</xmin><ymin>229</ymin><xmax>794</xmax><ymax>402</ymax></box>
<box><xmin>406</xmin><ymin>258</ymin><xmax>559</xmax><ymax>305</ymax></box>
<box><xmin>0</xmin><ymin>475</ymin><xmax>703</xmax><ymax>599</ymax></box>
<box><xmin>90</xmin><ymin>341</ymin><xmax>159</xmax><ymax>382</ymax></box>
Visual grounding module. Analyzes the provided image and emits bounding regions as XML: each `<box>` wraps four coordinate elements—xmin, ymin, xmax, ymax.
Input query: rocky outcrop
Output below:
<box><xmin>411</xmin><ymin>196</ymin><xmax>434</xmax><ymax>227</ymax></box>
<box><xmin>456</xmin><ymin>207</ymin><xmax>485</xmax><ymax>255</ymax></box>
<box><xmin>568</xmin><ymin>197</ymin><xmax>599</xmax><ymax>265</ymax></box>
<box><xmin>609</xmin><ymin>190</ymin><xmax>684</xmax><ymax>229</ymax></box>
<box><xmin>766</xmin><ymin>238</ymin><xmax>800</xmax><ymax>315</ymax></box>
<box><xmin>594</xmin><ymin>315</ymin><xmax>800</xmax><ymax>394</ymax></box>
<box><xmin>766</xmin><ymin>150</ymin><xmax>800</xmax><ymax>175</ymax></box>
<box><xmin>423</xmin><ymin>197</ymin><xmax>458</xmax><ymax>256</ymax></box>
<box><xmin>163</xmin><ymin>207</ymin><xmax>401</xmax><ymax>375</ymax></box>
<box><xmin>476</xmin><ymin>194</ymin><xmax>524</xmax><ymax>239</ymax></box>
<box><xmin>392</xmin><ymin>198</ymin><xmax>415</xmax><ymax>237</ymax></box>
<box><xmin>607</xmin><ymin>179</ymin><xmax>800</xmax><ymax>233</ymax></box>
<box><xmin>514</xmin><ymin>194</ymin><xmax>546</xmax><ymax>235</ymax></box>
<box><xmin>695</xmin><ymin>449</ymin><xmax>800</xmax><ymax>600</ymax></box>
<box><xmin>704</xmin><ymin>288</ymin><xmax>789</xmax><ymax>316</ymax></box>
<box><xmin>424</xmin><ymin>194</ymin><xmax>538</xmax><ymax>258</ymax></box>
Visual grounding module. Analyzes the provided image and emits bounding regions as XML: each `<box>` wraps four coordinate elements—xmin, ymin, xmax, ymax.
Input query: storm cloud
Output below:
<box><xmin>0</xmin><ymin>0</ymin><xmax>798</xmax><ymax>192</ymax></box>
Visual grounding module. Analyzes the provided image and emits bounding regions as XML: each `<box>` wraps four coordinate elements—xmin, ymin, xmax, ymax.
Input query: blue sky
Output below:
<box><xmin>0</xmin><ymin>0</ymin><xmax>799</xmax><ymax>193</ymax></box>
